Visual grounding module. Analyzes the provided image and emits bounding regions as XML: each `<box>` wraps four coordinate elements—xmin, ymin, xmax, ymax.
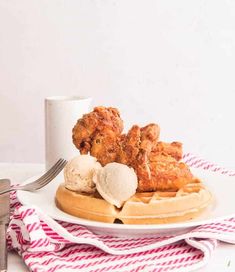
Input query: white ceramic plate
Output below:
<box><xmin>17</xmin><ymin>168</ymin><xmax>235</xmax><ymax>237</ymax></box>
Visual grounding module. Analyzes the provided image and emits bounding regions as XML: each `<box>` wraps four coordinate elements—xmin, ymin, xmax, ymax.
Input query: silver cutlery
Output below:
<box><xmin>0</xmin><ymin>158</ymin><xmax>67</xmax><ymax>195</ymax></box>
<box><xmin>0</xmin><ymin>179</ymin><xmax>10</xmax><ymax>272</ymax></box>
<box><xmin>0</xmin><ymin>159</ymin><xmax>67</xmax><ymax>271</ymax></box>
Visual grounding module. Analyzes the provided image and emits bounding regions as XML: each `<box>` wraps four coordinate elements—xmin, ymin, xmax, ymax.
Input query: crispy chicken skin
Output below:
<box><xmin>121</xmin><ymin>124</ymin><xmax>160</xmax><ymax>189</ymax></box>
<box><xmin>152</xmin><ymin>141</ymin><xmax>183</xmax><ymax>161</ymax></box>
<box><xmin>72</xmin><ymin>106</ymin><xmax>123</xmax><ymax>156</ymax></box>
<box><xmin>72</xmin><ymin>106</ymin><xmax>192</xmax><ymax>192</ymax></box>
<box><xmin>90</xmin><ymin>129</ymin><xmax>120</xmax><ymax>166</ymax></box>
<box><xmin>137</xmin><ymin>154</ymin><xmax>193</xmax><ymax>192</ymax></box>
<box><xmin>117</xmin><ymin>123</ymin><xmax>160</xmax><ymax>166</ymax></box>
<box><xmin>140</xmin><ymin>124</ymin><xmax>160</xmax><ymax>154</ymax></box>
<box><xmin>117</xmin><ymin>125</ymin><xmax>141</xmax><ymax>165</ymax></box>
<box><xmin>134</xmin><ymin>140</ymin><xmax>188</xmax><ymax>191</ymax></box>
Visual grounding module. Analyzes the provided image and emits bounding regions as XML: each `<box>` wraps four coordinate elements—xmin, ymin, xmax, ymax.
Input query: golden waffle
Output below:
<box><xmin>55</xmin><ymin>179</ymin><xmax>213</xmax><ymax>224</ymax></box>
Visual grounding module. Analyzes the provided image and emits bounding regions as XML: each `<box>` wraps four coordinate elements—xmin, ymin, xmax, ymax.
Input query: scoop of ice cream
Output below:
<box><xmin>94</xmin><ymin>162</ymin><xmax>138</xmax><ymax>208</ymax></box>
<box><xmin>64</xmin><ymin>155</ymin><xmax>102</xmax><ymax>193</ymax></box>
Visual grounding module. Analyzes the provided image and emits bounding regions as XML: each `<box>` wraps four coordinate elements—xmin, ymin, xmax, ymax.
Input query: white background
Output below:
<box><xmin>0</xmin><ymin>0</ymin><xmax>235</xmax><ymax>167</ymax></box>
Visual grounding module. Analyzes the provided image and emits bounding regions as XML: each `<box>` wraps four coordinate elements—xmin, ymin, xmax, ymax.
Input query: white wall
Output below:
<box><xmin>1</xmin><ymin>0</ymin><xmax>235</xmax><ymax>167</ymax></box>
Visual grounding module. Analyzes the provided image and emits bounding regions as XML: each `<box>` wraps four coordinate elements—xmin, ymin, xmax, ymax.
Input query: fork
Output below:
<box><xmin>0</xmin><ymin>158</ymin><xmax>67</xmax><ymax>195</ymax></box>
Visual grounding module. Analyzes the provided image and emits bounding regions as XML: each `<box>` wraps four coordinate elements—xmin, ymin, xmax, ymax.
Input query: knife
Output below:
<box><xmin>0</xmin><ymin>179</ymin><xmax>10</xmax><ymax>272</ymax></box>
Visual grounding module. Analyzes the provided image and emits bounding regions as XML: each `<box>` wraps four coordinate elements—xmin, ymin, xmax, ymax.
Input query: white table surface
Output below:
<box><xmin>1</xmin><ymin>163</ymin><xmax>235</xmax><ymax>272</ymax></box>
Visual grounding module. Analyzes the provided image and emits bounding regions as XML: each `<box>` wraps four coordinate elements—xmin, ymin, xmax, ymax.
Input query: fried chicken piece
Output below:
<box><xmin>126</xmin><ymin>130</ymin><xmax>187</xmax><ymax>192</ymax></box>
<box><xmin>117</xmin><ymin>125</ymin><xmax>140</xmax><ymax>165</ymax></box>
<box><xmin>137</xmin><ymin>154</ymin><xmax>193</xmax><ymax>192</ymax></box>
<box><xmin>72</xmin><ymin>106</ymin><xmax>123</xmax><ymax>154</ymax></box>
<box><xmin>132</xmin><ymin>123</ymin><xmax>160</xmax><ymax>183</ymax></box>
<box><xmin>140</xmin><ymin>124</ymin><xmax>160</xmax><ymax>153</ymax></box>
<box><xmin>152</xmin><ymin>141</ymin><xmax>183</xmax><ymax>161</ymax></box>
<box><xmin>135</xmin><ymin>137</ymin><xmax>190</xmax><ymax>192</ymax></box>
<box><xmin>72</xmin><ymin>106</ymin><xmax>192</xmax><ymax>192</ymax></box>
<box><xmin>118</xmin><ymin>123</ymin><xmax>163</xmax><ymax>190</ymax></box>
<box><xmin>90</xmin><ymin>129</ymin><xmax>120</xmax><ymax>166</ymax></box>
<box><xmin>117</xmin><ymin>124</ymin><xmax>160</xmax><ymax>165</ymax></box>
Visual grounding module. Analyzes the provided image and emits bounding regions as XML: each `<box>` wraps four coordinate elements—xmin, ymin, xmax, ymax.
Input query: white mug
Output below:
<box><xmin>45</xmin><ymin>96</ymin><xmax>92</xmax><ymax>169</ymax></box>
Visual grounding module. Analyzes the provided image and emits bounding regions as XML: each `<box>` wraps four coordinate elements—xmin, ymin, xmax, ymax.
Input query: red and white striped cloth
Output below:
<box><xmin>7</xmin><ymin>154</ymin><xmax>235</xmax><ymax>272</ymax></box>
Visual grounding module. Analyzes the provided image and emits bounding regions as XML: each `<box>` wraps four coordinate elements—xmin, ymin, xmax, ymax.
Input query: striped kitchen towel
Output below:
<box><xmin>7</xmin><ymin>154</ymin><xmax>235</xmax><ymax>272</ymax></box>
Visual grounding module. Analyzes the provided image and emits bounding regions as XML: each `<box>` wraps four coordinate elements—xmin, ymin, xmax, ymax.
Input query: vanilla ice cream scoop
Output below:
<box><xmin>64</xmin><ymin>155</ymin><xmax>102</xmax><ymax>193</ymax></box>
<box><xmin>94</xmin><ymin>162</ymin><xmax>138</xmax><ymax>208</ymax></box>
